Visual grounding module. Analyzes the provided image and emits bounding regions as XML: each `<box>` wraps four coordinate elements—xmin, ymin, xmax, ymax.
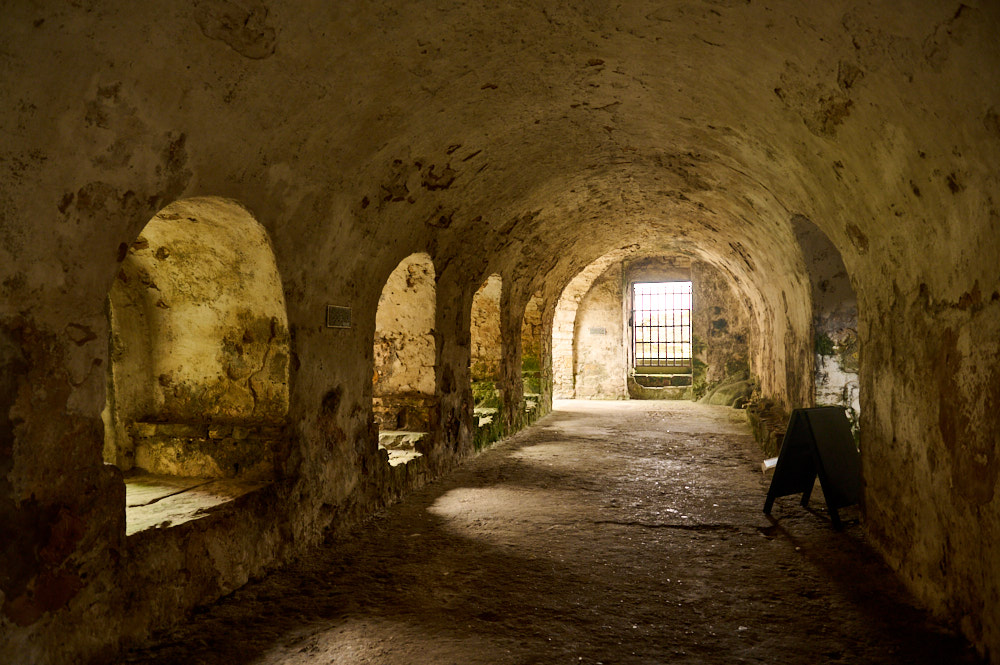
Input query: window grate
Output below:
<box><xmin>632</xmin><ymin>281</ymin><xmax>692</xmax><ymax>368</ymax></box>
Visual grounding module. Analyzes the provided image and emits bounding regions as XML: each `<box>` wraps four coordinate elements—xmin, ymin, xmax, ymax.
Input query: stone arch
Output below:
<box><xmin>470</xmin><ymin>273</ymin><xmax>503</xmax><ymax>385</ymax></box>
<box><xmin>552</xmin><ymin>249</ymin><xmax>634</xmax><ymax>398</ymax></box>
<box><xmin>470</xmin><ymin>273</ymin><xmax>503</xmax><ymax>448</ymax></box>
<box><xmin>520</xmin><ymin>291</ymin><xmax>544</xmax><ymax>401</ymax></box>
<box><xmin>792</xmin><ymin>215</ymin><xmax>860</xmax><ymax>432</ymax></box>
<box><xmin>561</xmin><ymin>254</ymin><xmax>753</xmax><ymax>402</ymax></box>
<box><xmin>103</xmin><ymin>196</ymin><xmax>290</xmax><ymax>480</ymax></box>
<box><xmin>373</xmin><ymin>252</ymin><xmax>437</xmax><ymax>465</ymax></box>
<box><xmin>551</xmin><ymin>238</ymin><xmax>808</xmax><ymax>411</ymax></box>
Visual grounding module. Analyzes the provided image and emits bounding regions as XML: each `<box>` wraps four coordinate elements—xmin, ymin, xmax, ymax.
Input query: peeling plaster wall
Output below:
<box><xmin>793</xmin><ymin>215</ymin><xmax>860</xmax><ymax>425</ymax></box>
<box><xmin>690</xmin><ymin>262</ymin><xmax>750</xmax><ymax>386</ymax></box>
<box><xmin>1</xmin><ymin>1</ymin><xmax>999</xmax><ymax>662</ymax></box>
<box><xmin>105</xmin><ymin>198</ymin><xmax>290</xmax><ymax>475</ymax></box>
<box><xmin>574</xmin><ymin>263</ymin><xmax>625</xmax><ymax>399</ymax></box>
<box><xmin>470</xmin><ymin>273</ymin><xmax>502</xmax><ymax>382</ymax></box>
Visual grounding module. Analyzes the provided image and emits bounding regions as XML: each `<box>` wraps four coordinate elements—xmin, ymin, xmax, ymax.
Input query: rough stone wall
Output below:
<box><xmin>518</xmin><ymin>290</ymin><xmax>554</xmax><ymax>425</ymax></box>
<box><xmin>1</xmin><ymin>1</ymin><xmax>998</xmax><ymax>662</ymax></box>
<box><xmin>573</xmin><ymin>264</ymin><xmax>625</xmax><ymax>399</ymax></box>
<box><xmin>624</xmin><ymin>256</ymin><xmax>692</xmax><ymax>378</ymax></box>
<box><xmin>470</xmin><ymin>273</ymin><xmax>502</xmax><ymax>382</ymax></box>
<box><xmin>691</xmin><ymin>261</ymin><xmax>750</xmax><ymax>386</ymax></box>
<box><xmin>520</xmin><ymin>292</ymin><xmax>544</xmax><ymax>394</ymax></box>
<box><xmin>793</xmin><ymin>215</ymin><xmax>860</xmax><ymax>427</ymax></box>
<box><xmin>104</xmin><ymin>198</ymin><xmax>290</xmax><ymax>473</ymax></box>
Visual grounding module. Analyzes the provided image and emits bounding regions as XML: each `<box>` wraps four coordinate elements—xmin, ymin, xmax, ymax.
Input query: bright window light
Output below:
<box><xmin>632</xmin><ymin>281</ymin><xmax>692</xmax><ymax>367</ymax></box>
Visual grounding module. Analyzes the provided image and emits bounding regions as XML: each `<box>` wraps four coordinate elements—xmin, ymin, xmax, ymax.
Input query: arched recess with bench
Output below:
<box><xmin>372</xmin><ymin>252</ymin><xmax>437</xmax><ymax>466</ymax></box>
<box><xmin>103</xmin><ymin>196</ymin><xmax>290</xmax><ymax>535</ymax></box>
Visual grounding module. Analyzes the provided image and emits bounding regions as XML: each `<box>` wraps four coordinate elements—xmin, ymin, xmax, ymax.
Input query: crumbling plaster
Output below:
<box><xmin>104</xmin><ymin>198</ymin><xmax>290</xmax><ymax>474</ymax></box>
<box><xmin>470</xmin><ymin>273</ymin><xmax>503</xmax><ymax>382</ymax></box>
<box><xmin>1</xmin><ymin>1</ymin><xmax>999</xmax><ymax>662</ymax></box>
<box><xmin>573</xmin><ymin>262</ymin><xmax>626</xmax><ymax>399</ymax></box>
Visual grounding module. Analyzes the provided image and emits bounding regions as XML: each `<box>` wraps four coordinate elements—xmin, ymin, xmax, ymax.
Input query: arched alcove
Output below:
<box><xmin>552</xmin><ymin>250</ymin><xmax>633</xmax><ymax>398</ymax></box>
<box><xmin>573</xmin><ymin>260</ymin><xmax>628</xmax><ymax>399</ymax></box>
<box><xmin>470</xmin><ymin>274</ymin><xmax>502</xmax><ymax>389</ymax></box>
<box><xmin>559</xmin><ymin>253</ymin><xmax>753</xmax><ymax>403</ymax></box>
<box><xmin>520</xmin><ymin>291</ymin><xmax>544</xmax><ymax>418</ymax></box>
<box><xmin>103</xmin><ymin>197</ymin><xmax>290</xmax><ymax>534</ymax></box>
<box><xmin>470</xmin><ymin>273</ymin><xmax>503</xmax><ymax>448</ymax></box>
<box><xmin>373</xmin><ymin>252</ymin><xmax>437</xmax><ymax>465</ymax></box>
<box><xmin>792</xmin><ymin>215</ymin><xmax>860</xmax><ymax>433</ymax></box>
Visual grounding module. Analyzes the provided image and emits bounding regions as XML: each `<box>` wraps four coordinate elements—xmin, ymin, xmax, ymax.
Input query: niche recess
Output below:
<box><xmin>792</xmin><ymin>215</ymin><xmax>860</xmax><ymax>432</ymax></box>
<box><xmin>372</xmin><ymin>253</ymin><xmax>437</xmax><ymax>465</ymax></box>
<box><xmin>520</xmin><ymin>291</ymin><xmax>544</xmax><ymax>418</ymax></box>
<box><xmin>103</xmin><ymin>197</ymin><xmax>290</xmax><ymax>534</ymax></box>
<box><xmin>470</xmin><ymin>274</ymin><xmax>503</xmax><ymax>448</ymax></box>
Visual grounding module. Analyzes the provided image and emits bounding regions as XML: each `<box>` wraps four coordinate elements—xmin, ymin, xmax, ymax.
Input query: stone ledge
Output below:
<box><xmin>377</xmin><ymin>430</ymin><xmax>428</xmax><ymax>467</ymax></box>
<box><xmin>378</xmin><ymin>430</ymin><xmax>429</xmax><ymax>450</ymax></box>
<box><xmin>473</xmin><ymin>407</ymin><xmax>498</xmax><ymax>428</ymax></box>
<box><xmin>124</xmin><ymin>473</ymin><xmax>269</xmax><ymax>536</ymax></box>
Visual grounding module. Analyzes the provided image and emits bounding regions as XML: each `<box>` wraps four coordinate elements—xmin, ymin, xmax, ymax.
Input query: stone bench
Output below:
<box><xmin>123</xmin><ymin>472</ymin><xmax>269</xmax><ymax>536</ymax></box>
<box><xmin>377</xmin><ymin>430</ymin><xmax>428</xmax><ymax>466</ymax></box>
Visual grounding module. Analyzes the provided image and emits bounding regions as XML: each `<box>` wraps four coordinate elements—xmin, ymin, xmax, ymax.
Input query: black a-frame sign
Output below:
<box><xmin>763</xmin><ymin>406</ymin><xmax>861</xmax><ymax>528</ymax></box>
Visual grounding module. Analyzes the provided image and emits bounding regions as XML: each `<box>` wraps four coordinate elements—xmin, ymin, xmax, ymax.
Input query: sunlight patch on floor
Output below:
<box><xmin>251</xmin><ymin>616</ymin><xmax>504</xmax><ymax>665</ymax></box>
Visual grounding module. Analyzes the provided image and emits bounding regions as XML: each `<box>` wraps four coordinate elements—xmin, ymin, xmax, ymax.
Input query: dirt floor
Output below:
<box><xmin>119</xmin><ymin>400</ymin><xmax>982</xmax><ymax>664</ymax></box>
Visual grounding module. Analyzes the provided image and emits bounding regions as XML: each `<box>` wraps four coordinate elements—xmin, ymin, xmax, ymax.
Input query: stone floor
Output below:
<box><xmin>119</xmin><ymin>400</ymin><xmax>982</xmax><ymax>664</ymax></box>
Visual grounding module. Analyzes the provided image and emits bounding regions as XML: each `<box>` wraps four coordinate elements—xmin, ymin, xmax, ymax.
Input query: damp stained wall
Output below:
<box><xmin>0</xmin><ymin>1</ymin><xmax>998</xmax><ymax>662</ymax></box>
<box><xmin>793</xmin><ymin>215</ymin><xmax>860</xmax><ymax>425</ymax></box>
<box><xmin>104</xmin><ymin>198</ymin><xmax>290</xmax><ymax>476</ymax></box>
<box><xmin>470</xmin><ymin>273</ymin><xmax>503</xmax><ymax>383</ymax></box>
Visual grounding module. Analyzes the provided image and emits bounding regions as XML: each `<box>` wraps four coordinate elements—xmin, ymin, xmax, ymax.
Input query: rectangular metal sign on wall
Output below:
<box><xmin>326</xmin><ymin>305</ymin><xmax>352</xmax><ymax>329</ymax></box>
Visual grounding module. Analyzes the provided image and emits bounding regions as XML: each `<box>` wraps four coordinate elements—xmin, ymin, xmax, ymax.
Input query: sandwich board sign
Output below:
<box><xmin>763</xmin><ymin>406</ymin><xmax>861</xmax><ymax>528</ymax></box>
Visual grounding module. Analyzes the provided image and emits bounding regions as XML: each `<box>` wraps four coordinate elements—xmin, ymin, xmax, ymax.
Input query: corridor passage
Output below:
<box><xmin>121</xmin><ymin>402</ymin><xmax>978</xmax><ymax>665</ymax></box>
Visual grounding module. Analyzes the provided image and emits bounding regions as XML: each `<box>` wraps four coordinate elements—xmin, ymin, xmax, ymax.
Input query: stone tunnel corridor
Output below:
<box><xmin>3</xmin><ymin>2</ymin><xmax>999</xmax><ymax>663</ymax></box>
<box><xmin>119</xmin><ymin>401</ymin><xmax>978</xmax><ymax>665</ymax></box>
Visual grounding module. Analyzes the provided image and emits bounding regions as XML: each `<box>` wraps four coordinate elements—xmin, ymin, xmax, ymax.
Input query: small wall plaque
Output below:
<box><xmin>326</xmin><ymin>305</ymin><xmax>352</xmax><ymax>329</ymax></box>
<box><xmin>589</xmin><ymin>327</ymin><xmax>607</xmax><ymax>335</ymax></box>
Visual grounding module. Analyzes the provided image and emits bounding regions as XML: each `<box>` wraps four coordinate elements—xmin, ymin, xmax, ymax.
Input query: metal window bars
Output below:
<box><xmin>632</xmin><ymin>281</ymin><xmax>692</xmax><ymax>367</ymax></box>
